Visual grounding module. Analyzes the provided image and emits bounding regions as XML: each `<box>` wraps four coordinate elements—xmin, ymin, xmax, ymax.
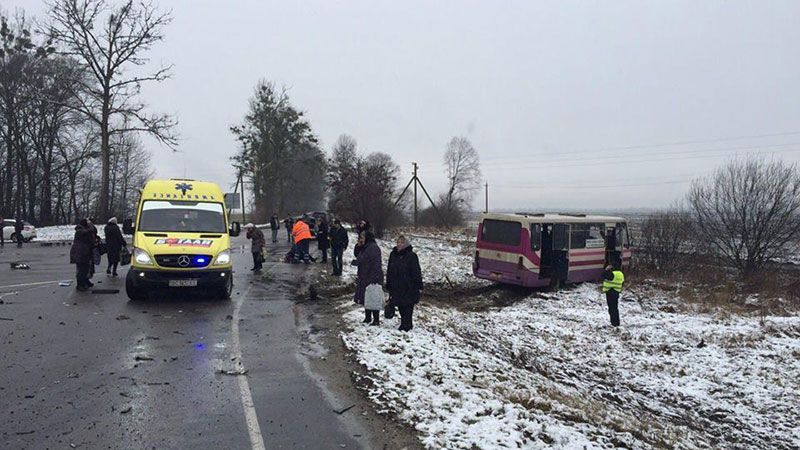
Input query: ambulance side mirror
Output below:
<box><xmin>123</xmin><ymin>218</ymin><xmax>135</xmax><ymax>235</ymax></box>
<box><xmin>229</xmin><ymin>221</ymin><xmax>241</xmax><ymax>237</ymax></box>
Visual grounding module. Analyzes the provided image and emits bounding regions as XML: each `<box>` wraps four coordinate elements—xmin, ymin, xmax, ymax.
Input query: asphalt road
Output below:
<box><xmin>0</xmin><ymin>237</ymin><xmax>367</xmax><ymax>450</ymax></box>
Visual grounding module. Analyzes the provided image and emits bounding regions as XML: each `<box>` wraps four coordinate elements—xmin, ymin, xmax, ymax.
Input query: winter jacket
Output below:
<box><xmin>284</xmin><ymin>218</ymin><xmax>294</xmax><ymax>230</ymax></box>
<box><xmin>386</xmin><ymin>245</ymin><xmax>423</xmax><ymax>306</ymax></box>
<box><xmin>70</xmin><ymin>224</ymin><xmax>94</xmax><ymax>264</ymax></box>
<box><xmin>354</xmin><ymin>240</ymin><xmax>383</xmax><ymax>305</ymax></box>
<box><xmin>104</xmin><ymin>222</ymin><xmax>126</xmax><ymax>252</ymax></box>
<box><xmin>270</xmin><ymin>217</ymin><xmax>279</xmax><ymax>230</ymax></box>
<box><xmin>317</xmin><ymin>222</ymin><xmax>330</xmax><ymax>250</ymax></box>
<box><xmin>330</xmin><ymin>226</ymin><xmax>349</xmax><ymax>250</ymax></box>
<box><xmin>14</xmin><ymin>219</ymin><xmax>24</xmax><ymax>234</ymax></box>
<box><xmin>292</xmin><ymin>220</ymin><xmax>312</xmax><ymax>244</ymax></box>
<box><xmin>246</xmin><ymin>227</ymin><xmax>266</xmax><ymax>251</ymax></box>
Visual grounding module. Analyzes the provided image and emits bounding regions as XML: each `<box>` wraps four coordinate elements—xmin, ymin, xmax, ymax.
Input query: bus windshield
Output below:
<box><xmin>139</xmin><ymin>200</ymin><xmax>226</xmax><ymax>233</ymax></box>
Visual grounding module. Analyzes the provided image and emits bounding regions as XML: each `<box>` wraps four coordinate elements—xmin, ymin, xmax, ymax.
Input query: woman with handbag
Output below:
<box><xmin>354</xmin><ymin>231</ymin><xmax>384</xmax><ymax>326</ymax></box>
<box><xmin>245</xmin><ymin>223</ymin><xmax>266</xmax><ymax>272</ymax></box>
<box><xmin>386</xmin><ymin>235</ymin><xmax>423</xmax><ymax>331</ymax></box>
<box><xmin>104</xmin><ymin>217</ymin><xmax>127</xmax><ymax>276</ymax></box>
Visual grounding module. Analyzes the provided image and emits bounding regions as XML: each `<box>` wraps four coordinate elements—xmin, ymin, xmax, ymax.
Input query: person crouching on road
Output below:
<box><xmin>386</xmin><ymin>235</ymin><xmax>423</xmax><ymax>332</ymax></box>
<box><xmin>245</xmin><ymin>223</ymin><xmax>265</xmax><ymax>271</ymax></box>
<box><xmin>104</xmin><ymin>217</ymin><xmax>127</xmax><ymax>276</ymax></box>
<box><xmin>354</xmin><ymin>231</ymin><xmax>384</xmax><ymax>326</ymax></box>
<box><xmin>330</xmin><ymin>220</ymin><xmax>349</xmax><ymax>276</ymax></box>
<box><xmin>292</xmin><ymin>216</ymin><xmax>314</xmax><ymax>264</ymax></box>
<box><xmin>602</xmin><ymin>264</ymin><xmax>625</xmax><ymax>327</ymax></box>
<box><xmin>71</xmin><ymin>219</ymin><xmax>95</xmax><ymax>291</ymax></box>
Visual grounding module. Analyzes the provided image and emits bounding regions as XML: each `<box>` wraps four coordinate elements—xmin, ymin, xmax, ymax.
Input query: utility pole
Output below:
<box><xmin>485</xmin><ymin>181</ymin><xmax>488</xmax><ymax>213</ymax></box>
<box><xmin>239</xmin><ymin>170</ymin><xmax>246</xmax><ymax>223</ymax></box>
<box><xmin>413</xmin><ymin>162</ymin><xmax>418</xmax><ymax>226</ymax></box>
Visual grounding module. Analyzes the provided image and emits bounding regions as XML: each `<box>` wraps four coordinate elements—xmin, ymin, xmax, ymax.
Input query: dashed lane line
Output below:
<box><xmin>232</xmin><ymin>282</ymin><xmax>266</xmax><ymax>450</ymax></box>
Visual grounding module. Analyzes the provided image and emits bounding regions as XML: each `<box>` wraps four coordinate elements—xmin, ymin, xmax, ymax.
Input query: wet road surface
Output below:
<box><xmin>0</xmin><ymin>238</ymin><xmax>365</xmax><ymax>449</ymax></box>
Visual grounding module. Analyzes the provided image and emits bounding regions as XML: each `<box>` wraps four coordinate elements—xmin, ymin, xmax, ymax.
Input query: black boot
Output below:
<box><xmin>362</xmin><ymin>310</ymin><xmax>371</xmax><ymax>323</ymax></box>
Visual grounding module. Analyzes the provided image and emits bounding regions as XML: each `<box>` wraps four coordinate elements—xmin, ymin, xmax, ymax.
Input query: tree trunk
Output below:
<box><xmin>98</xmin><ymin>107</ymin><xmax>111</xmax><ymax>221</ymax></box>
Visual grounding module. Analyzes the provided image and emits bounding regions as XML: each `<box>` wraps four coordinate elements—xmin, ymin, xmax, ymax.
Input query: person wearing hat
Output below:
<box><xmin>245</xmin><ymin>223</ymin><xmax>265</xmax><ymax>272</ymax></box>
<box><xmin>104</xmin><ymin>217</ymin><xmax>126</xmax><ymax>276</ymax></box>
<box><xmin>329</xmin><ymin>219</ymin><xmax>349</xmax><ymax>276</ymax></box>
<box><xmin>601</xmin><ymin>264</ymin><xmax>625</xmax><ymax>327</ymax></box>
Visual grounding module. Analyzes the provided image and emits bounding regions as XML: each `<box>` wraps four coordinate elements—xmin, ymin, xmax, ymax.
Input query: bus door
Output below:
<box><xmin>551</xmin><ymin>223</ymin><xmax>569</xmax><ymax>286</ymax></box>
<box><xmin>537</xmin><ymin>224</ymin><xmax>552</xmax><ymax>278</ymax></box>
<box><xmin>605</xmin><ymin>223</ymin><xmax>625</xmax><ymax>268</ymax></box>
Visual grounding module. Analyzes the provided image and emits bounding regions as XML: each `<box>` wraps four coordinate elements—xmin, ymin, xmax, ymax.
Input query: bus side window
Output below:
<box><xmin>553</xmin><ymin>224</ymin><xmax>569</xmax><ymax>251</ymax></box>
<box><xmin>615</xmin><ymin>223</ymin><xmax>628</xmax><ymax>250</ymax></box>
<box><xmin>530</xmin><ymin>224</ymin><xmax>541</xmax><ymax>251</ymax></box>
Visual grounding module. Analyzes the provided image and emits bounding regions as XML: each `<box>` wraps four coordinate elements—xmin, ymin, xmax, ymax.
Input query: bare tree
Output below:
<box><xmin>442</xmin><ymin>136</ymin><xmax>481</xmax><ymax>225</ymax></box>
<box><xmin>46</xmin><ymin>0</ymin><xmax>177</xmax><ymax>220</ymax></box>
<box><xmin>687</xmin><ymin>157</ymin><xmax>800</xmax><ymax>277</ymax></box>
<box><xmin>638</xmin><ymin>206</ymin><xmax>692</xmax><ymax>273</ymax></box>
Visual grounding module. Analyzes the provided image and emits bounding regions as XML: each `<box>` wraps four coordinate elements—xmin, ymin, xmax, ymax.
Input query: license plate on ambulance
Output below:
<box><xmin>169</xmin><ymin>279</ymin><xmax>198</xmax><ymax>287</ymax></box>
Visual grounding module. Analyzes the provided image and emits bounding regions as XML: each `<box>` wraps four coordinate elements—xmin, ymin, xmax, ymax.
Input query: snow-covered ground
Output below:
<box><xmin>35</xmin><ymin>225</ymin><xmax>132</xmax><ymax>242</ymax></box>
<box><xmin>338</xmin><ymin>234</ymin><xmax>800</xmax><ymax>449</ymax></box>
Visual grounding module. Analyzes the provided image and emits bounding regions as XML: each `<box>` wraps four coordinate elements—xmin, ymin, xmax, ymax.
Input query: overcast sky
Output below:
<box><xmin>7</xmin><ymin>0</ymin><xmax>800</xmax><ymax>211</ymax></box>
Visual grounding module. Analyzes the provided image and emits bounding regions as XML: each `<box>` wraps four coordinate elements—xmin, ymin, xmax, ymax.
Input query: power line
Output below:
<box><xmin>493</xmin><ymin>179</ymin><xmax>690</xmax><ymax>191</ymax></box>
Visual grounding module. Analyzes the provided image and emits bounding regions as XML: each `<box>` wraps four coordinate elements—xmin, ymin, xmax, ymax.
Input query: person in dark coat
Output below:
<box><xmin>0</xmin><ymin>214</ymin><xmax>5</xmax><ymax>247</ymax></box>
<box><xmin>316</xmin><ymin>219</ymin><xmax>330</xmax><ymax>263</ymax></box>
<box><xmin>386</xmin><ymin>235</ymin><xmax>423</xmax><ymax>331</ymax></box>
<box><xmin>270</xmin><ymin>214</ymin><xmax>280</xmax><ymax>243</ymax></box>
<box><xmin>354</xmin><ymin>231</ymin><xmax>383</xmax><ymax>325</ymax></box>
<box><xmin>104</xmin><ymin>217</ymin><xmax>126</xmax><ymax>276</ymax></box>
<box><xmin>330</xmin><ymin>220</ymin><xmax>349</xmax><ymax>276</ymax></box>
<box><xmin>284</xmin><ymin>216</ymin><xmax>294</xmax><ymax>243</ymax></box>
<box><xmin>70</xmin><ymin>219</ymin><xmax>95</xmax><ymax>291</ymax></box>
<box><xmin>246</xmin><ymin>223</ymin><xmax>266</xmax><ymax>271</ymax></box>
<box><xmin>87</xmin><ymin>218</ymin><xmax>99</xmax><ymax>277</ymax></box>
<box><xmin>14</xmin><ymin>217</ymin><xmax>24</xmax><ymax>248</ymax></box>
<box><xmin>353</xmin><ymin>220</ymin><xmax>371</xmax><ymax>257</ymax></box>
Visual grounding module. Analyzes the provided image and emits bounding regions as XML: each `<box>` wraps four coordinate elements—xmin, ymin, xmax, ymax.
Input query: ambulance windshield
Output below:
<box><xmin>139</xmin><ymin>201</ymin><xmax>226</xmax><ymax>233</ymax></box>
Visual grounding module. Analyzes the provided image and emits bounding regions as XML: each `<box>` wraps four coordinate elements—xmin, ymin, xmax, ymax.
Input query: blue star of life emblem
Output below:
<box><xmin>175</xmin><ymin>182</ymin><xmax>193</xmax><ymax>195</ymax></box>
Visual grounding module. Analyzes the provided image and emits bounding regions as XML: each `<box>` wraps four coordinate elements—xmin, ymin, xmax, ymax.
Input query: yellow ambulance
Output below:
<box><xmin>123</xmin><ymin>179</ymin><xmax>241</xmax><ymax>300</ymax></box>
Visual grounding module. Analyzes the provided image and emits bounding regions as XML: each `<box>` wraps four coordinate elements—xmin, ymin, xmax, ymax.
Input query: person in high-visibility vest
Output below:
<box><xmin>292</xmin><ymin>216</ymin><xmax>314</xmax><ymax>264</ymax></box>
<box><xmin>602</xmin><ymin>265</ymin><xmax>625</xmax><ymax>326</ymax></box>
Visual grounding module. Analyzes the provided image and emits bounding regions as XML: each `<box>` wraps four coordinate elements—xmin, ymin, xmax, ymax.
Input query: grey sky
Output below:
<box><xmin>8</xmin><ymin>0</ymin><xmax>800</xmax><ymax>211</ymax></box>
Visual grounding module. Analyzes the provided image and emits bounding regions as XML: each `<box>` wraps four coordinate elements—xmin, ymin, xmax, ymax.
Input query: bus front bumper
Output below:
<box><xmin>128</xmin><ymin>268</ymin><xmax>232</xmax><ymax>289</ymax></box>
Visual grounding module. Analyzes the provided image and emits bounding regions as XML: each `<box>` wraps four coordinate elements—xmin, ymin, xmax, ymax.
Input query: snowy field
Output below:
<box><xmin>34</xmin><ymin>225</ymin><xmax>132</xmax><ymax>242</ymax></box>
<box><xmin>338</xmin><ymin>234</ymin><xmax>800</xmax><ymax>449</ymax></box>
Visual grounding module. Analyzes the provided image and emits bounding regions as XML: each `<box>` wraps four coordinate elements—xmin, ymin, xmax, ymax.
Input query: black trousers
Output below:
<box><xmin>331</xmin><ymin>247</ymin><xmax>344</xmax><ymax>274</ymax></box>
<box><xmin>319</xmin><ymin>247</ymin><xmax>328</xmax><ymax>263</ymax></box>
<box><xmin>398</xmin><ymin>304</ymin><xmax>415</xmax><ymax>331</ymax></box>
<box><xmin>286</xmin><ymin>229</ymin><xmax>292</xmax><ymax>243</ymax></box>
<box><xmin>252</xmin><ymin>251</ymin><xmax>263</xmax><ymax>270</ymax></box>
<box><xmin>75</xmin><ymin>262</ymin><xmax>91</xmax><ymax>288</ymax></box>
<box><xmin>364</xmin><ymin>309</ymin><xmax>380</xmax><ymax>324</ymax></box>
<box><xmin>606</xmin><ymin>290</ymin><xmax>620</xmax><ymax>327</ymax></box>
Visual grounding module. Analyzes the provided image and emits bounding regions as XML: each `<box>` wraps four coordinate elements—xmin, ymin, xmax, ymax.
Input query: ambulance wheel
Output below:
<box><xmin>126</xmin><ymin>271</ymin><xmax>147</xmax><ymax>301</ymax></box>
<box><xmin>217</xmin><ymin>276</ymin><xmax>233</xmax><ymax>300</ymax></box>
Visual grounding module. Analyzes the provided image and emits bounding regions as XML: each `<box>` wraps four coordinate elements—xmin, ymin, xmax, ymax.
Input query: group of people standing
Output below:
<box><xmin>353</xmin><ymin>225</ymin><xmax>423</xmax><ymax>332</ymax></box>
<box><xmin>69</xmin><ymin>217</ymin><xmax>127</xmax><ymax>290</ymax></box>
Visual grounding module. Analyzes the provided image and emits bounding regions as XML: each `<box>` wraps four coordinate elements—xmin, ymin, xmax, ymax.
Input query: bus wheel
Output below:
<box><xmin>218</xmin><ymin>276</ymin><xmax>233</xmax><ymax>300</ymax></box>
<box><xmin>125</xmin><ymin>272</ymin><xmax>146</xmax><ymax>301</ymax></box>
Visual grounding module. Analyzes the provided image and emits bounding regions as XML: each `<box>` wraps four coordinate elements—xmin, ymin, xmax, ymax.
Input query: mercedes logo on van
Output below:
<box><xmin>177</xmin><ymin>255</ymin><xmax>191</xmax><ymax>267</ymax></box>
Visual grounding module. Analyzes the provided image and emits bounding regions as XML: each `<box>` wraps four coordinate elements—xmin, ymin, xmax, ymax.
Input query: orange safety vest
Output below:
<box><xmin>292</xmin><ymin>220</ymin><xmax>312</xmax><ymax>244</ymax></box>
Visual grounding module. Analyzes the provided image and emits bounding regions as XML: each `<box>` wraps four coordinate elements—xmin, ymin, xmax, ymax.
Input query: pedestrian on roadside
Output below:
<box><xmin>70</xmin><ymin>219</ymin><xmax>95</xmax><ymax>291</ymax></box>
<box><xmin>330</xmin><ymin>220</ymin><xmax>349</xmax><ymax>276</ymax></box>
<box><xmin>284</xmin><ymin>215</ymin><xmax>294</xmax><ymax>243</ymax></box>
<box><xmin>354</xmin><ymin>231</ymin><xmax>384</xmax><ymax>326</ymax></box>
<box><xmin>88</xmin><ymin>218</ymin><xmax>100</xmax><ymax>278</ymax></box>
<box><xmin>386</xmin><ymin>235</ymin><xmax>423</xmax><ymax>332</ymax></box>
<box><xmin>104</xmin><ymin>217</ymin><xmax>126</xmax><ymax>277</ymax></box>
<box><xmin>317</xmin><ymin>219</ymin><xmax>329</xmax><ymax>263</ymax></box>
<box><xmin>0</xmin><ymin>214</ymin><xmax>5</xmax><ymax>247</ymax></box>
<box><xmin>245</xmin><ymin>223</ymin><xmax>265</xmax><ymax>271</ymax></box>
<box><xmin>602</xmin><ymin>264</ymin><xmax>625</xmax><ymax>327</ymax></box>
<box><xmin>292</xmin><ymin>216</ymin><xmax>314</xmax><ymax>264</ymax></box>
<box><xmin>353</xmin><ymin>220</ymin><xmax>371</xmax><ymax>258</ymax></box>
<box><xmin>14</xmin><ymin>217</ymin><xmax>24</xmax><ymax>248</ymax></box>
<box><xmin>270</xmin><ymin>214</ymin><xmax>280</xmax><ymax>243</ymax></box>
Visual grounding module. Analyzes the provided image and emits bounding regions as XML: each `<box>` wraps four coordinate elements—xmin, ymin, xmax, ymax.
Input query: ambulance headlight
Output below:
<box><xmin>214</xmin><ymin>249</ymin><xmax>231</xmax><ymax>266</ymax></box>
<box><xmin>134</xmin><ymin>247</ymin><xmax>153</xmax><ymax>265</ymax></box>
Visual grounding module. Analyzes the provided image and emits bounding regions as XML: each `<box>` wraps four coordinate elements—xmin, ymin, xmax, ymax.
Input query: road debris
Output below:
<box><xmin>58</xmin><ymin>280</ymin><xmax>72</xmax><ymax>287</ymax></box>
<box><xmin>120</xmin><ymin>406</ymin><xmax>132</xmax><ymax>414</ymax></box>
<box><xmin>0</xmin><ymin>317</ymin><xmax>13</xmax><ymax>321</ymax></box>
<box><xmin>333</xmin><ymin>404</ymin><xmax>356</xmax><ymax>415</ymax></box>
<box><xmin>134</xmin><ymin>355</ymin><xmax>154</xmax><ymax>361</ymax></box>
<box><xmin>115</xmin><ymin>315</ymin><xmax>130</xmax><ymax>320</ymax></box>
<box><xmin>10</xmin><ymin>262</ymin><xmax>30</xmax><ymax>270</ymax></box>
<box><xmin>217</xmin><ymin>368</ymin><xmax>248</xmax><ymax>376</ymax></box>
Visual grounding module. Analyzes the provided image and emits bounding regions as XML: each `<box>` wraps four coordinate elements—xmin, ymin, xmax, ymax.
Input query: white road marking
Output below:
<box><xmin>0</xmin><ymin>280</ymin><xmax>60</xmax><ymax>290</ymax></box>
<box><xmin>232</xmin><ymin>283</ymin><xmax>266</xmax><ymax>450</ymax></box>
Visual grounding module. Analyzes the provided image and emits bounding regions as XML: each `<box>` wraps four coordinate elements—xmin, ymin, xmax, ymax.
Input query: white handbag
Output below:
<box><xmin>364</xmin><ymin>284</ymin><xmax>385</xmax><ymax>311</ymax></box>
